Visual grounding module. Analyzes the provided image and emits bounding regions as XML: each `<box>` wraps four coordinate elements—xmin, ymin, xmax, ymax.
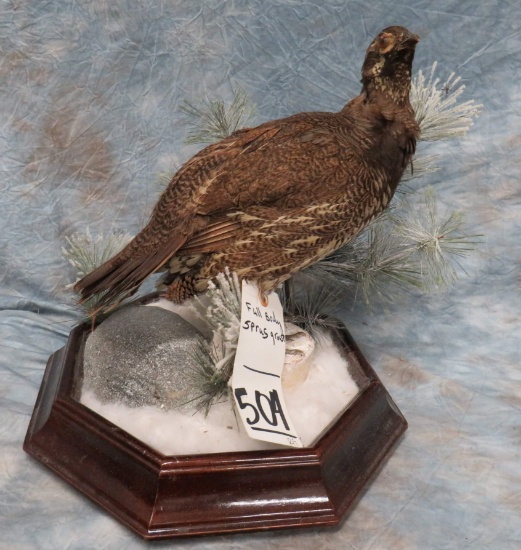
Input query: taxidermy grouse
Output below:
<box><xmin>75</xmin><ymin>26</ymin><xmax>420</xmax><ymax>311</ymax></box>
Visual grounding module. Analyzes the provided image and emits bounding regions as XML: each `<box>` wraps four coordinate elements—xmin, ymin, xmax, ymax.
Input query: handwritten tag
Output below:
<box><xmin>231</xmin><ymin>280</ymin><xmax>303</xmax><ymax>447</ymax></box>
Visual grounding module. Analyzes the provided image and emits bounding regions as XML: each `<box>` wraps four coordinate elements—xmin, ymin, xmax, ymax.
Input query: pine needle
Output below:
<box><xmin>305</xmin><ymin>189</ymin><xmax>481</xmax><ymax>306</ymax></box>
<box><xmin>62</xmin><ymin>230</ymin><xmax>132</xmax><ymax>315</ymax></box>
<box><xmin>401</xmin><ymin>153</ymin><xmax>440</xmax><ymax>183</ymax></box>
<box><xmin>183</xmin><ymin>337</ymin><xmax>231</xmax><ymax>415</ymax></box>
<box><xmin>181</xmin><ymin>88</ymin><xmax>256</xmax><ymax>144</ymax></box>
<box><xmin>279</xmin><ymin>280</ymin><xmax>344</xmax><ymax>336</ymax></box>
<box><xmin>182</xmin><ymin>269</ymin><xmax>242</xmax><ymax>412</ymax></box>
<box><xmin>411</xmin><ymin>62</ymin><xmax>483</xmax><ymax>141</ymax></box>
<box><xmin>389</xmin><ymin>188</ymin><xmax>482</xmax><ymax>289</ymax></box>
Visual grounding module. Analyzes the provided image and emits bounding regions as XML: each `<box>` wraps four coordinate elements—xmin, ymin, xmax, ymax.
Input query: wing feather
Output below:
<box><xmin>74</xmin><ymin>111</ymin><xmax>349</xmax><ymax>311</ymax></box>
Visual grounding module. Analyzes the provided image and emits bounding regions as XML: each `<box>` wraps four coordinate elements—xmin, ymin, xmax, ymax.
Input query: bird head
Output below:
<box><xmin>361</xmin><ymin>26</ymin><xmax>419</xmax><ymax>102</ymax></box>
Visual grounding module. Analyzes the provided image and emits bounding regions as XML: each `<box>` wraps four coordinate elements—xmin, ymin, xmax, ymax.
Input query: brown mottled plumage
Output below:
<box><xmin>75</xmin><ymin>26</ymin><xmax>420</xmax><ymax>310</ymax></box>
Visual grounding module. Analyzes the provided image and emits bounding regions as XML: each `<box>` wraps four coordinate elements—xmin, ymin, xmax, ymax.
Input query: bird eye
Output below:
<box><xmin>378</xmin><ymin>33</ymin><xmax>395</xmax><ymax>54</ymax></box>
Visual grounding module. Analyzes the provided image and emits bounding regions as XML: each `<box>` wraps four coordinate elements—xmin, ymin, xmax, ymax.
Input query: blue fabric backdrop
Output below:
<box><xmin>1</xmin><ymin>1</ymin><xmax>520</xmax><ymax>548</ymax></box>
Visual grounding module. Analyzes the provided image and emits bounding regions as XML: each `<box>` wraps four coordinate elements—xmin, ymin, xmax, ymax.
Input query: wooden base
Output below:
<box><xmin>24</xmin><ymin>320</ymin><xmax>406</xmax><ymax>540</ymax></box>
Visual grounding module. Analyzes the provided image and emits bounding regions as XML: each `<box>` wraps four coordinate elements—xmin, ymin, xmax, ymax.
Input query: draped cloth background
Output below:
<box><xmin>1</xmin><ymin>2</ymin><xmax>520</xmax><ymax>548</ymax></box>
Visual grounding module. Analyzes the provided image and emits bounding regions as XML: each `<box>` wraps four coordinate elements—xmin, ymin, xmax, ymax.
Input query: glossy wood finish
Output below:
<box><xmin>24</xmin><ymin>320</ymin><xmax>407</xmax><ymax>540</ymax></box>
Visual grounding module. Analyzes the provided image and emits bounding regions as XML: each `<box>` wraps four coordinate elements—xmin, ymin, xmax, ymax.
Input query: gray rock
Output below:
<box><xmin>82</xmin><ymin>305</ymin><xmax>204</xmax><ymax>410</ymax></box>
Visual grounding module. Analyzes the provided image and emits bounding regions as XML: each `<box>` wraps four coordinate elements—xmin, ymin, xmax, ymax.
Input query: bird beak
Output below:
<box><xmin>406</xmin><ymin>33</ymin><xmax>420</xmax><ymax>44</ymax></box>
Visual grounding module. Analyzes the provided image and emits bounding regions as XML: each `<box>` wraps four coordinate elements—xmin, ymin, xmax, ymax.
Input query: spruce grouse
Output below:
<box><xmin>75</xmin><ymin>26</ymin><xmax>420</xmax><ymax>311</ymax></box>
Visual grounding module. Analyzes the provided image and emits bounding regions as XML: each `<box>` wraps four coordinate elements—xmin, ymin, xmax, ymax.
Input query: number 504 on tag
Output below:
<box><xmin>231</xmin><ymin>281</ymin><xmax>303</xmax><ymax>447</ymax></box>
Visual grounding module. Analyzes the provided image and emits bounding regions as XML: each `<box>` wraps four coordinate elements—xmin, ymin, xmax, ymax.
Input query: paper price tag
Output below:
<box><xmin>231</xmin><ymin>280</ymin><xmax>303</xmax><ymax>448</ymax></box>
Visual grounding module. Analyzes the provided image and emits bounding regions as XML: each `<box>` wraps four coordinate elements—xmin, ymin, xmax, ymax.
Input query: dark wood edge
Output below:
<box><xmin>24</xmin><ymin>310</ymin><xmax>407</xmax><ymax>540</ymax></box>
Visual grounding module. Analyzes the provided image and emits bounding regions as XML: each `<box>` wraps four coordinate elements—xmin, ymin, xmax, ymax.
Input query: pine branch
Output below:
<box><xmin>183</xmin><ymin>269</ymin><xmax>242</xmax><ymax>412</ymax></box>
<box><xmin>62</xmin><ymin>230</ymin><xmax>132</xmax><ymax>315</ymax></box>
<box><xmin>304</xmin><ymin>214</ymin><xmax>424</xmax><ymax>306</ymax></box>
<box><xmin>389</xmin><ymin>188</ymin><xmax>482</xmax><ymax>289</ymax></box>
<box><xmin>400</xmin><ymin>153</ymin><xmax>440</xmax><ymax>183</ymax></box>
<box><xmin>181</xmin><ymin>88</ymin><xmax>256</xmax><ymax>144</ymax></box>
<box><xmin>411</xmin><ymin>61</ymin><xmax>483</xmax><ymax>141</ymax></box>
<box><xmin>304</xmin><ymin>189</ymin><xmax>481</xmax><ymax>306</ymax></box>
<box><xmin>278</xmin><ymin>280</ymin><xmax>344</xmax><ymax>335</ymax></box>
<box><xmin>183</xmin><ymin>337</ymin><xmax>231</xmax><ymax>415</ymax></box>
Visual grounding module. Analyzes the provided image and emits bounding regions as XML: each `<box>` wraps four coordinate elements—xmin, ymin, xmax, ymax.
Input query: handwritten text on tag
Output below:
<box><xmin>231</xmin><ymin>280</ymin><xmax>303</xmax><ymax>447</ymax></box>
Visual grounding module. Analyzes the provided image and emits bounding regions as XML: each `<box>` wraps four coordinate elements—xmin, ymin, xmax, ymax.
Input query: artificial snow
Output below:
<box><xmin>80</xmin><ymin>299</ymin><xmax>360</xmax><ymax>455</ymax></box>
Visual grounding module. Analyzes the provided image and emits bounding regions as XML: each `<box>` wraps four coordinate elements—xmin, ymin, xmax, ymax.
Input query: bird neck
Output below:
<box><xmin>361</xmin><ymin>67</ymin><xmax>413</xmax><ymax>107</ymax></box>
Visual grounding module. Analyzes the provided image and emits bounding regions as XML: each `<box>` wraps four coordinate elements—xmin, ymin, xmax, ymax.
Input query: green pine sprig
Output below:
<box><xmin>181</xmin><ymin>88</ymin><xmax>256</xmax><ymax>144</ymax></box>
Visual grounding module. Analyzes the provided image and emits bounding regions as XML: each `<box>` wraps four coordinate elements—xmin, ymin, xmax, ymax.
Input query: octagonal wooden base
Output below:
<box><xmin>24</xmin><ymin>319</ymin><xmax>406</xmax><ymax>540</ymax></box>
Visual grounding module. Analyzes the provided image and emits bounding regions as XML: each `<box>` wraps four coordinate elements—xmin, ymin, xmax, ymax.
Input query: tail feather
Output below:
<box><xmin>74</xmin><ymin>233</ymin><xmax>189</xmax><ymax>314</ymax></box>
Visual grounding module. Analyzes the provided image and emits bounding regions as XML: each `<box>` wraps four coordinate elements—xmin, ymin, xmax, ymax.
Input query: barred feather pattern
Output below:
<box><xmin>75</xmin><ymin>26</ymin><xmax>420</xmax><ymax>309</ymax></box>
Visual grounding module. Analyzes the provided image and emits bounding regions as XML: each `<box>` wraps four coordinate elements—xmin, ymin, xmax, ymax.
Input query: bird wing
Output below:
<box><xmin>172</xmin><ymin>114</ymin><xmax>356</xmax><ymax>253</ymax></box>
<box><xmin>191</xmin><ymin>116</ymin><xmax>349</xmax><ymax>216</ymax></box>
<box><xmin>73</xmin><ymin>124</ymin><xmax>286</xmax><ymax>300</ymax></box>
<box><xmin>74</xmin><ymin>112</ymin><xmax>355</xmax><ymax>310</ymax></box>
